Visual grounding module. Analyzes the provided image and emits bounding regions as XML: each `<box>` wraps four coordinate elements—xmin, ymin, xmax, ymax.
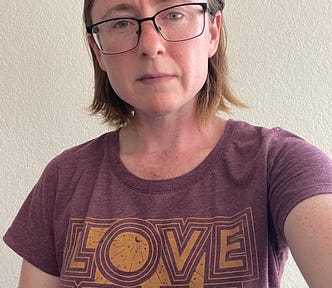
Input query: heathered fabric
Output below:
<box><xmin>4</xmin><ymin>120</ymin><xmax>332</xmax><ymax>287</ymax></box>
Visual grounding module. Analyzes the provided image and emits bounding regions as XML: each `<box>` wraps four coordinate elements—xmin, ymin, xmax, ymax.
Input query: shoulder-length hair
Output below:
<box><xmin>83</xmin><ymin>0</ymin><xmax>245</xmax><ymax>128</ymax></box>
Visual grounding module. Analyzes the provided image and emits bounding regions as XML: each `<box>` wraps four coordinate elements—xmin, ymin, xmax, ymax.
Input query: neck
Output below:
<box><xmin>119</xmin><ymin>113</ymin><xmax>226</xmax><ymax>156</ymax></box>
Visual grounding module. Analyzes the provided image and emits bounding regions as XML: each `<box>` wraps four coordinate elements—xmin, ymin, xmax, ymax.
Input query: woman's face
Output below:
<box><xmin>89</xmin><ymin>0</ymin><xmax>221</xmax><ymax>120</ymax></box>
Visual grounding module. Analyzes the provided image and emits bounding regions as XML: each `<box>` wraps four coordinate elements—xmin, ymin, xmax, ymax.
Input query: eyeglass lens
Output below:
<box><xmin>91</xmin><ymin>3</ymin><xmax>206</xmax><ymax>55</ymax></box>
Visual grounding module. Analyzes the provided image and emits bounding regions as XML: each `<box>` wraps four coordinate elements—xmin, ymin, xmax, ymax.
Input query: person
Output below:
<box><xmin>3</xmin><ymin>0</ymin><xmax>332</xmax><ymax>287</ymax></box>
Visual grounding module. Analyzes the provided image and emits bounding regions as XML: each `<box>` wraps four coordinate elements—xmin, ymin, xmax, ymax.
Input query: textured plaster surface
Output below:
<box><xmin>1</xmin><ymin>1</ymin><xmax>331</xmax><ymax>287</ymax></box>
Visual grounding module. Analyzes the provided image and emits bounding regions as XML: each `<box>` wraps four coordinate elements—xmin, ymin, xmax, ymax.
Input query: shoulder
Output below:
<box><xmin>56</xmin><ymin>131</ymin><xmax>116</xmax><ymax>164</ymax></box>
<box><xmin>223</xmin><ymin>120</ymin><xmax>289</xmax><ymax>162</ymax></box>
<box><xmin>225</xmin><ymin>120</ymin><xmax>281</xmax><ymax>153</ymax></box>
<box><xmin>226</xmin><ymin>119</ymin><xmax>329</xmax><ymax>159</ymax></box>
<box><xmin>41</xmin><ymin>131</ymin><xmax>118</xmax><ymax>180</ymax></box>
<box><xmin>227</xmin><ymin>119</ymin><xmax>300</xmax><ymax>143</ymax></box>
<box><xmin>222</xmin><ymin>119</ymin><xmax>332</xmax><ymax>184</ymax></box>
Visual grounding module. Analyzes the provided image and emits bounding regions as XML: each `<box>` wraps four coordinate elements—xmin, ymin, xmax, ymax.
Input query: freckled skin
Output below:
<box><xmin>89</xmin><ymin>0</ymin><xmax>219</xmax><ymax>119</ymax></box>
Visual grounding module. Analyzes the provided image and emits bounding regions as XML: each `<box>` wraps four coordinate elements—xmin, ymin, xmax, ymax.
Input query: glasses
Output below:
<box><xmin>87</xmin><ymin>3</ymin><xmax>209</xmax><ymax>55</ymax></box>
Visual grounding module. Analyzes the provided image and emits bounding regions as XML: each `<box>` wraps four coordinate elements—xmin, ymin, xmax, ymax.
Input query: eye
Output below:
<box><xmin>159</xmin><ymin>7</ymin><xmax>190</xmax><ymax>23</ymax></box>
<box><xmin>112</xmin><ymin>19</ymin><xmax>131</xmax><ymax>29</ymax></box>
<box><xmin>167</xmin><ymin>11</ymin><xmax>184</xmax><ymax>21</ymax></box>
<box><xmin>101</xmin><ymin>19</ymin><xmax>138</xmax><ymax>33</ymax></box>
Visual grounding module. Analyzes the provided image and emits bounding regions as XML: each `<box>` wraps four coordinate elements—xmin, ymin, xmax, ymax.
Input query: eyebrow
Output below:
<box><xmin>100</xmin><ymin>0</ymin><xmax>176</xmax><ymax>20</ymax></box>
<box><xmin>154</xmin><ymin>0</ymin><xmax>173</xmax><ymax>4</ymax></box>
<box><xmin>101</xmin><ymin>4</ymin><xmax>135</xmax><ymax>20</ymax></box>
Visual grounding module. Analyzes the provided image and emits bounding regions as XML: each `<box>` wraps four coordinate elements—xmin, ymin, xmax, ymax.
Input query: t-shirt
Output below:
<box><xmin>4</xmin><ymin>120</ymin><xmax>332</xmax><ymax>287</ymax></box>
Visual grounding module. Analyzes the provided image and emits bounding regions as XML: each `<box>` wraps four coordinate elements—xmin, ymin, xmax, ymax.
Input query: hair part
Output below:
<box><xmin>83</xmin><ymin>0</ymin><xmax>246</xmax><ymax>128</ymax></box>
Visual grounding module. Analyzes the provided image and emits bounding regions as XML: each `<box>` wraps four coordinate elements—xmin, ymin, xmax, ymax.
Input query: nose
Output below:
<box><xmin>137</xmin><ymin>20</ymin><xmax>166</xmax><ymax>57</ymax></box>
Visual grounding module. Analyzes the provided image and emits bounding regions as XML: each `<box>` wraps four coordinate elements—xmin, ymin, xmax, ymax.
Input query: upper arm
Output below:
<box><xmin>284</xmin><ymin>194</ymin><xmax>332</xmax><ymax>288</ymax></box>
<box><xmin>18</xmin><ymin>260</ymin><xmax>60</xmax><ymax>288</ymax></box>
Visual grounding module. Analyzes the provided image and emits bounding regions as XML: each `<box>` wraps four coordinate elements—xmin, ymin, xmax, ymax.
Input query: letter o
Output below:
<box><xmin>96</xmin><ymin>219</ymin><xmax>160</xmax><ymax>286</ymax></box>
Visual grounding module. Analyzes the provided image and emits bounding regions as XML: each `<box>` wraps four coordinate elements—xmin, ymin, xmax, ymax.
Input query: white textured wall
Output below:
<box><xmin>0</xmin><ymin>1</ymin><xmax>331</xmax><ymax>287</ymax></box>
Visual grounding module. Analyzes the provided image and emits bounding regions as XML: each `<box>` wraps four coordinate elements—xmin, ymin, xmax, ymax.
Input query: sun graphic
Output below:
<box><xmin>109</xmin><ymin>232</ymin><xmax>150</xmax><ymax>273</ymax></box>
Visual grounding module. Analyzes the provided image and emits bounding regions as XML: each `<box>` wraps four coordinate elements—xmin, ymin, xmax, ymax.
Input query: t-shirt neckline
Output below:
<box><xmin>108</xmin><ymin>119</ymin><xmax>236</xmax><ymax>194</ymax></box>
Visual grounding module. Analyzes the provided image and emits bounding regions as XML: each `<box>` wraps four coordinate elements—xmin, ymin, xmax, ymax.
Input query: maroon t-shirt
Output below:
<box><xmin>4</xmin><ymin>120</ymin><xmax>332</xmax><ymax>287</ymax></box>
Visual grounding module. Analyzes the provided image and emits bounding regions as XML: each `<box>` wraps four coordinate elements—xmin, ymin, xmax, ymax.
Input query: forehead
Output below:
<box><xmin>91</xmin><ymin>0</ymin><xmax>194</xmax><ymax>21</ymax></box>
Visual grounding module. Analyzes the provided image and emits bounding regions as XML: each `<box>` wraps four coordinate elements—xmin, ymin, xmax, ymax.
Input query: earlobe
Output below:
<box><xmin>208</xmin><ymin>12</ymin><xmax>222</xmax><ymax>58</ymax></box>
<box><xmin>88</xmin><ymin>35</ymin><xmax>107</xmax><ymax>71</ymax></box>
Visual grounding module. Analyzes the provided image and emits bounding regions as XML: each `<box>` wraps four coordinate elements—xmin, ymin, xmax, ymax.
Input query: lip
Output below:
<box><xmin>137</xmin><ymin>73</ymin><xmax>175</xmax><ymax>84</ymax></box>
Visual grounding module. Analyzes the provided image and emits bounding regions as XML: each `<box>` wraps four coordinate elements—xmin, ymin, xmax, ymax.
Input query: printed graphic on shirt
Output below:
<box><xmin>61</xmin><ymin>208</ymin><xmax>259</xmax><ymax>287</ymax></box>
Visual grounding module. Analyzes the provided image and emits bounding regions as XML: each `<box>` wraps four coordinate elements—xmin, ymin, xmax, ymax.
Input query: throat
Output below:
<box><xmin>120</xmin><ymin>148</ymin><xmax>212</xmax><ymax>180</ymax></box>
<box><xmin>118</xmin><ymin>117</ymin><xmax>227</xmax><ymax>180</ymax></box>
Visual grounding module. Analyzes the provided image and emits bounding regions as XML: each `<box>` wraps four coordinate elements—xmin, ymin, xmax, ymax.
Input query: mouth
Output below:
<box><xmin>137</xmin><ymin>73</ymin><xmax>175</xmax><ymax>83</ymax></box>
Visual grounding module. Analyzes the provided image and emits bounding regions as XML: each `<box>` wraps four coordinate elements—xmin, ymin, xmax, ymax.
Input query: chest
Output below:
<box><xmin>56</xmin><ymin>166</ymin><xmax>275</xmax><ymax>287</ymax></box>
<box><xmin>60</xmin><ymin>209</ymin><xmax>264</xmax><ymax>287</ymax></box>
<box><xmin>120</xmin><ymin>148</ymin><xmax>212</xmax><ymax>180</ymax></box>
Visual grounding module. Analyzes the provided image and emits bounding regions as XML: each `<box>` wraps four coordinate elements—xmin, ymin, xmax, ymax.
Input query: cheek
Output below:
<box><xmin>180</xmin><ymin>42</ymin><xmax>209</xmax><ymax>81</ymax></box>
<box><xmin>108</xmin><ymin>69</ymin><xmax>130</xmax><ymax>96</ymax></box>
<box><xmin>101</xmin><ymin>64</ymin><xmax>132</xmax><ymax>103</ymax></box>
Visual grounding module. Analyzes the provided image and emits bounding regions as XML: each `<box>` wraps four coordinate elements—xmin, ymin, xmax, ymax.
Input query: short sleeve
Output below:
<box><xmin>3</xmin><ymin>158</ymin><xmax>60</xmax><ymax>276</ymax></box>
<box><xmin>267</xmin><ymin>128</ymin><xmax>332</xmax><ymax>243</ymax></box>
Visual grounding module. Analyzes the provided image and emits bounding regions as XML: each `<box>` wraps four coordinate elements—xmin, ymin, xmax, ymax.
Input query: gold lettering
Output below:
<box><xmin>166</xmin><ymin>230</ymin><xmax>201</xmax><ymax>271</ymax></box>
<box><xmin>68</xmin><ymin>231</ymin><xmax>86</xmax><ymax>269</ymax></box>
<box><xmin>219</xmin><ymin>226</ymin><xmax>244</xmax><ymax>269</ymax></box>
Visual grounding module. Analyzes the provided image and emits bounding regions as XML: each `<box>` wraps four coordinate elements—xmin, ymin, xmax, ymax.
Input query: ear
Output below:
<box><xmin>208</xmin><ymin>11</ymin><xmax>222</xmax><ymax>58</ymax></box>
<box><xmin>87</xmin><ymin>35</ymin><xmax>107</xmax><ymax>71</ymax></box>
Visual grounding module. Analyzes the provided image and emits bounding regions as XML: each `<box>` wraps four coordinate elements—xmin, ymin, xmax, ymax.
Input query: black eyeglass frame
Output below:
<box><xmin>86</xmin><ymin>3</ymin><xmax>211</xmax><ymax>55</ymax></box>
